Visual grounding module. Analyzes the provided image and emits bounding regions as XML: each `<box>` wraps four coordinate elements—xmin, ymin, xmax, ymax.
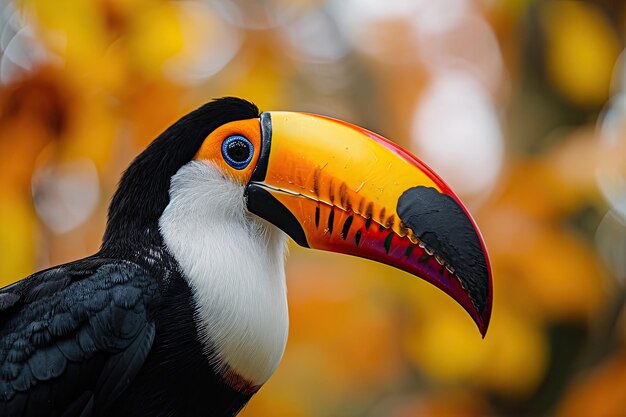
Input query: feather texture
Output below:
<box><xmin>0</xmin><ymin>259</ymin><xmax>158</xmax><ymax>417</ymax></box>
<box><xmin>160</xmin><ymin>161</ymin><xmax>289</xmax><ymax>387</ymax></box>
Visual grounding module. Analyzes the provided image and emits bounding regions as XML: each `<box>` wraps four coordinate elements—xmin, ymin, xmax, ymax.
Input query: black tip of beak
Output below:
<box><xmin>398</xmin><ymin>186</ymin><xmax>491</xmax><ymax>333</ymax></box>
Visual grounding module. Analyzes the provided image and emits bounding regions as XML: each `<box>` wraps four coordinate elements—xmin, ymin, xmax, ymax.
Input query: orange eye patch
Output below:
<box><xmin>194</xmin><ymin>118</ymin><xmax>262</xmax><ymax>184</ymax></box>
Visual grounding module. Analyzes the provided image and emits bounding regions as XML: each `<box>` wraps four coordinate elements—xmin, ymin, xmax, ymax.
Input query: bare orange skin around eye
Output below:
<box><xmin>193</xmin><ymin>118</ymin><xmax>262</xmax><ymax>184</ymax></box>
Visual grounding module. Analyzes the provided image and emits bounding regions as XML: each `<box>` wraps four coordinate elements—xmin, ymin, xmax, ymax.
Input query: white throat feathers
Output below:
<box><xmin>159</xmin><ymin>161</ymin><xmax>289</xmax><ymax>387</ymax></box>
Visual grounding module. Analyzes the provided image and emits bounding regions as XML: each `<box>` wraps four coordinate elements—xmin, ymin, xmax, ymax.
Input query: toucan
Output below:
<box><xmin>0</xmin><ymin>98</ymin><xmax>492</xmax><ymax>417</ymax></box>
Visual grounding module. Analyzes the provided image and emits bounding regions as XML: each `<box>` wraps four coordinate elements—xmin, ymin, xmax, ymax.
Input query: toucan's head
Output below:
<box><xmin>103</xmin><ymin>97</ymin><xmax>492</xmax><ymax>387</ymax></box>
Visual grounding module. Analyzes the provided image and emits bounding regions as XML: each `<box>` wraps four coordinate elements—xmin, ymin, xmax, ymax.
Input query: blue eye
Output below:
<box><xmin>221</xmin><ymin>135</ymin><xmax>253</xmax><ymax>170</ymax></box>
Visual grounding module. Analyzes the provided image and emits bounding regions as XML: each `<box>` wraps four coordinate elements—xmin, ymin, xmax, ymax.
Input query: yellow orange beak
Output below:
<box><xmin>246</xmin><ymin>112</ymin><xmax>492</xmax><ymax>335</ymax></box>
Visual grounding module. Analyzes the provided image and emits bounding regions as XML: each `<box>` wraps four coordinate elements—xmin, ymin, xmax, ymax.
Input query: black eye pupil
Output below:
<box><xmin>221</xmin><ymin>135</ymin><xmax>253</xmax><ymax>170</ymax></box>
<box><xmin>227</xmin><ymin>140</ymin><xmax>250</xmax><ymax>162</ymax></box>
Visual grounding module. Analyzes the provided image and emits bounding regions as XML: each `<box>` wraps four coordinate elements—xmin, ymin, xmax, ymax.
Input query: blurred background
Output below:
<box><xmin>1</xmin><ymin>0</ymin><xmax>625</xmax><ymax>415</ymax></box>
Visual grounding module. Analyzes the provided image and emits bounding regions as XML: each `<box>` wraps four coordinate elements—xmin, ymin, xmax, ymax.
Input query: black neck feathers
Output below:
<box><xmin>101</xmin><ymin>97</ymin><xmax>259</xmax><ymax>262</ymax></box>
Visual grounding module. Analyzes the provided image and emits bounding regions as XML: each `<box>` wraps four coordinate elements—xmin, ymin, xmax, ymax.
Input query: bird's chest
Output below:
<box><xmin>187</xmin><ymin>255</ymin><xmax>289</xmax><ymax>388</ymax></box>
<box><xmin>160</xmin><ymin>216</ymin><xmax>288</xmax><ymax>388</ymax></box>
<box><xmin>158</xmin><ymin>163</ymin><xmax>289</xmax><ymax>389</ymax></box>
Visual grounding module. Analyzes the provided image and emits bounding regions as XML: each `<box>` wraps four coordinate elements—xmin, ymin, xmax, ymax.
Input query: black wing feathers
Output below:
<box><xmin>0</xmin><ymin>259</ymin><xmax>158</xmax><ymax>417</ymax></box>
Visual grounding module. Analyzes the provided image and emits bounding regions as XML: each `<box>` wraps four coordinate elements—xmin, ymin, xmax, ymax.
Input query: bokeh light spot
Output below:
<box><xmin>411</xmin><ymin>71</ymin><xmax>504</xmax><ymax>197</ymax></box>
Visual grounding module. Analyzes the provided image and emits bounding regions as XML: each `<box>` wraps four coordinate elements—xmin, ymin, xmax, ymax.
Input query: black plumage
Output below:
<box><xmin>0</xmin><ymin>98</ymin><xmax>261</xmax><ymax>417</ymax></box>
<box><xmin>0</xmin><ymin>259</ymin><xmax>157</xmax><ymax>416</ymax></box>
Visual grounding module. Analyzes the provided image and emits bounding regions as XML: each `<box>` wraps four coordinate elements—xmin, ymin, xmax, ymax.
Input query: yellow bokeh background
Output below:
<box><xmin>1</xmin><ymin>0</ymin><xmax>625</xmax><ymax>416</ymax></box>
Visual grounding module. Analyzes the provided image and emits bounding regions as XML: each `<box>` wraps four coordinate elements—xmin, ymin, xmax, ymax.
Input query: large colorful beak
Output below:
<box><xmin>246</xmin><ymin>112</ymin><xmax>492</xmax><ymax>335</ymax></box>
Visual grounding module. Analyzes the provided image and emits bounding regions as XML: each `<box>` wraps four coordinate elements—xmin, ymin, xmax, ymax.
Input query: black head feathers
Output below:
<box><xmin>102</xmin><ymin>97</ymin><xmax>260</xmax><ymax>255</ymax></box>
